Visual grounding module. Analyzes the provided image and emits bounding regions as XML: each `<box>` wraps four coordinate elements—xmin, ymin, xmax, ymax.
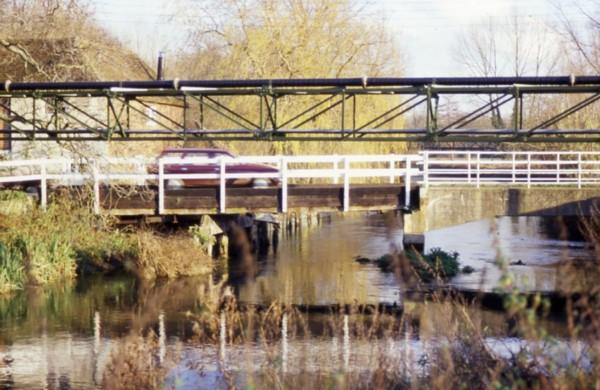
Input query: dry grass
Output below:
<box><xmin>133</xmin><ymin>231</ymin><xmax>212</xmax><ymax>280</ymax></box>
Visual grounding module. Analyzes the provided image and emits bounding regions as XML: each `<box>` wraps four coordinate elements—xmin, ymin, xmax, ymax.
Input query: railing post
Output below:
<box><xmin>556</xmin><ymin>154</ymin><xmax>560</xmax><ymax>184</ymax></box>
<box><xmin>389</xmin><ymin>156</ymin><xmax>395</xmax><ymax>184</ymax></box>
<box><xmin>333</xmin><ymin>155</ymin><xmax>339</xmax><ymax>184</ymax></box>
<box><xmin>280</xmin><ymin>156</ymin><xmax>288</xmax><ymax>213</ymax></box>
<box><xmin>219</xmin><ymin>158</ymin><xmax>226</xmax><ymax>213</ymax></box>
<box><xmin>467</xmin><ymin>152</ymin><xmax>471</xmax><ymax>184</ymax></box>
<box><xmin>476</xmin><ymin>152</ymin><xmax>481</xmax><ymax>188</ymax></box>
<box><xmin>404</xmin><ymin>157</ymin><xmax>411</xmax><ymax>209</ymax></box>
<box><xmin>40</xmin><ymin>161</ymin><xmax>47</xmax><ymax>210</ymax></box>
<box><xmin>93</xmin><ymin>162</ymin><xmax>100</xmax><ymax>215</ymax></box>
<box><xmin>527</xmin><ymin>153</ymin><xmax>531</xmax><ymax>189</ymax></box>
<box><xmin>343</xmin><ymin>157</ymin><xmax>350</xmax><ymax>212</ymax></box>
<box><xmin>423</xmin><ymin>151</ymin><xmax>429</xmax><ymax>188</ymax></box>
<box><xmin>158</xmin><ymin>159</ymin><xmax>165</xmax><ymax>214</ymax></box>
<box><xmin>512</xmin><ymin>152</ymin><xmax>516</xmax><ymax>184</ymax></box>
<box><xmin>577</xmin><ymin>152</ymin><xmax>582</xmax><ymax>189</ymax></box>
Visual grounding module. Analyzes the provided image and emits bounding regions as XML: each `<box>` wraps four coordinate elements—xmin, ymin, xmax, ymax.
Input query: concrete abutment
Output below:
<box><xmin>405</xmin><ymin>186</ymin><xmax>600</xmax><ymax>233</ymax></box>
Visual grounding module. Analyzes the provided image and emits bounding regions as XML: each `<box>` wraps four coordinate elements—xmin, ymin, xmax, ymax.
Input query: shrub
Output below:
<box><xmin>375</xmin><ymin>248</ymin><xmax>460</xmax><ymax>282</ymax></box>
<box><xmin>407</xmin><ymin>247</ymin><xmax>460</xmax><ymax>282</ymax></box>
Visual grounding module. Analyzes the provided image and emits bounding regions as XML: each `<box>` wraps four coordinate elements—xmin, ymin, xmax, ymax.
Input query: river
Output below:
<box><xmin>0</xmin><ymin>213</ymin><xmax>595</xmax><ymax>388</ymax></box>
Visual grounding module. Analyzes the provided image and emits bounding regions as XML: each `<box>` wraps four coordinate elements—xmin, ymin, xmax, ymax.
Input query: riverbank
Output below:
<box><xmin>0</xmin><ymin>191</ymin><xmax>213</xmax><ymax>294</ymax></box>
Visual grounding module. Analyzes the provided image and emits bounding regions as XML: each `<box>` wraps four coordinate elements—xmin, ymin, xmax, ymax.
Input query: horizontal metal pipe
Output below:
<box><xmin>6</xmin><ymin>75</ymin><xmax>600</xmax><ymax>92</ymax></box>
<box><xmin>5</xmin><ymin>128</ymin><xmax>600</xmax><ymax>138</ymax></box>
<box><xmin>6</xmin><ymin>135</ymin><xmax>600</xmax><ymax>143</ymax></box>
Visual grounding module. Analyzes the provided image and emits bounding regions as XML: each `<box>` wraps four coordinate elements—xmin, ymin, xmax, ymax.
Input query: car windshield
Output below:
<box><xmin>186</xmin><ymin>151</ymin><xmax>235</xmax><ymax>160</ymax></box>
<box><xmin>160</xmin><ymin>151</ymin><xmax>185</xmax><ymax>158</ymax></box>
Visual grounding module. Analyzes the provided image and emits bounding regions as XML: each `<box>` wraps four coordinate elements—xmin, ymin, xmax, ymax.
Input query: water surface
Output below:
<box><xmin>0</xmin><ymin>213</ymin><xmax>594</xmax><ymax>387</ymax></box>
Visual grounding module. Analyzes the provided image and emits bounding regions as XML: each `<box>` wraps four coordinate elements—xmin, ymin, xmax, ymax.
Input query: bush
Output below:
<box><xmin>374</xmin><ymin>248</ymin><xmax>460</xmax><ymax>282</ymax></box>
<box><xmin>407</xmin><ymin>247</ymin><xmax>460</xmax><ymax>282</ymax></box>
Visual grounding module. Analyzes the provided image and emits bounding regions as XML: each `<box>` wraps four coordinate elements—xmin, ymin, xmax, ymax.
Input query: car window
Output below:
<box><xmin>209</xmin><ymin>152</ymin><xmax>235</xmax><ymax>160</ymax></box>
<box><xmin>184</xmin><ymin>152</ymin><xmax>209</xmax><ymax>159</ymax></box>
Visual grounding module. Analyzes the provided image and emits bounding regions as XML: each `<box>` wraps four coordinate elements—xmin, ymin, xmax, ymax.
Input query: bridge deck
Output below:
<box><xmin>98</xmin><ymin>184</ymin><xmax>418</xmax><ymax>215</ymax></box>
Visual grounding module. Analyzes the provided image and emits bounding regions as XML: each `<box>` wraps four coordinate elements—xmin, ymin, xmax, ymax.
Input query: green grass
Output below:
<box><xmin>0</xmin><ymin>242</ymin><xmax>26</xmax><ymax>294</ymax></box>
<box><xmin>0</xmin><ymin>192</ymin><xmax>136</xmax><ymax>292</ymax></box>
<box><xmin>0</xmin><ymin>190</ymin><xmax>213</xmax><ymax>294</ymax></box>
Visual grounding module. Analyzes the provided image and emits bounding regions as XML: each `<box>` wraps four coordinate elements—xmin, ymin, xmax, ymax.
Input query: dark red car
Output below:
<box><xmin>150</xmin><ymin>148</ymin><xmax>279</xmax><ymax>188</ymax></box>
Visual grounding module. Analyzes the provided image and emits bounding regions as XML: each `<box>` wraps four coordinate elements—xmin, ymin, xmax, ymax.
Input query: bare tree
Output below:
<box><xmin>171</xmin><ymin>0</ymin><xmax>407</xmax><ymax>156</ymax></box>
<box><xmin>554</xmin><ymin>0</ymin><xmax>600</xmax><ymax>73</ymax></box>
<box><xmin>455</xmin><ymin>11</ymin><xmax>561</xmax><ymax>129</ymax></box>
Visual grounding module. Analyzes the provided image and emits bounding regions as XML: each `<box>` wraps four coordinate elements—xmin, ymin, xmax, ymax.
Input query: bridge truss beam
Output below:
<box><xmin>2</xmin><ymin>76</ymin><xmax>600</xmax><ymax>142</ymax></box>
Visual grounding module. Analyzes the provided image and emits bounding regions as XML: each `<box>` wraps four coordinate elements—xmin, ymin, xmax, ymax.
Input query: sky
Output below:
<box><xmin>90</xmin><ymin>0</ymin><xmax>590</xmax><ymax>77</ymax></box>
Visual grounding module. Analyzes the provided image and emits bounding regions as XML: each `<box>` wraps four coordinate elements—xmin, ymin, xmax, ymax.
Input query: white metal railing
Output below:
<box><xmin>4</xmin><ymin>151</ymin><xmax>599</xmax><ymax>214</ymax></box>
<box><xmin>156</xmin><ymin>154</ymin><xmax>420</xmax><ymax>213</ymax></box>
<box><xmin>0</xmin><ymin>154</ymin><xmax>420</xmax><ymax>213</ymax></box>
<box><xmin>0</xmin><ymin>158</ymin><xmax>84</xmax><ymax>209</ymax></box>
<box><xmin>420</xmin><ymin>151</ymin><xmax>600</xmax><ymax>189</ymax></box>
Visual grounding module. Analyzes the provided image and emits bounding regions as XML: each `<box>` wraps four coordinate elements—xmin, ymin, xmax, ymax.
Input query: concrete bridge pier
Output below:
<box><xmin>404</xmin><ymin>186</ymin><xmax>600</xmax><ymax>234</ymax></box>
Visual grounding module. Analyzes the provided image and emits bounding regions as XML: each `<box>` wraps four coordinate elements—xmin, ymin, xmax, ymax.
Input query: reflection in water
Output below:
<box><xmin>232</xmin><ymin>212</ymin><xmax>403</xmax><ymax>305</ymax></box>
<box><xmin>426</xmin><ymin>216</ymin><xmax>594</xmax><ymax>292</ymax></box>
<box><xmin>0</xmin><ymin>213</ymin><xmax>594</xmax><ymax>387</ymax></box>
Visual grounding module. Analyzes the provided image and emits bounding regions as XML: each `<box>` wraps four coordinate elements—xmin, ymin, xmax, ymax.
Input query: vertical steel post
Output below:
<box><xmin>341</xmin><ymin>91</ymin><xmax>346</xmax><ymax>135</ymax></box>
<box><xmin>259</xmin><ymin>94</ymin><xmax>264</xmax><ymax>132</ymax></box>
<box><xmin>343</xmin><ymin>157</ymin><xmax>350</xmax><ymax>212</ymax></box>
<box><xmin>426</xmin><ymin>86</ymin><xmax>432</xmax><ymax>134</ymax></box>
<box><xmin>126</xmin><ymin>98</ymin><xmax>131</xmax><ymax>130</ymax></box>
<box><xmin>513</xmin><ymin>86</ymin><xmax>520</xmax><ymax>135</ymax></box>
<box><xmin>273</xmin><ymin>95</ymin><xmax>278</xmax><ymax>130</ymax></box>
<box><xmin>158</xmin><ymin>159</ymin><xmax>164</xmax><ymax>214</ymax></box>
<box><xmin>219</xmin><ymin>158</ymin><xmax>226</xmax><ymax>213</ymax></box>
<box><xmin>183</xmin><ymin>95</ymin><xmax>187</xmax><ymax>132</ymax></box>
<box><xmin>389</xmin><ymin>157</ymin><xmax>395</xmax><ymax>184</ymax></box>
<box><xmin>405</xmin><ymin>157</ymin><xmax>411</xmax><ymax>208</ymax></box>
<box><xmin>32</xmin><ymin>97</ymin><xmax>37</xmax><ymax>140</ymax></box>
<box><xmin>200</xmin><ymin>95</ymin><xmax>204</xmax><ymax>129</ymax></box>
<box><xmin>352</xmin><ymin>94</ymin><xmax>356</xmax><ymax>136</ymax></box>
<box><xmin>519</xmin><ymin>94</ymin><xmax>524</xmax><ymax>130</ymax></box>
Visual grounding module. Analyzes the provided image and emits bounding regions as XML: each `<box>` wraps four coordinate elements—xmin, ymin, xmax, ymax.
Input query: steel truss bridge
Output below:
<box><xmin>2</xmin><ymin>76</ymin><xmax>600</xmax><ymax>143</ymax></box>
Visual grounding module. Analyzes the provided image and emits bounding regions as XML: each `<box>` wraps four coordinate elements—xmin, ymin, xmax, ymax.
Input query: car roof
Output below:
<box><xmin>161</xmin><ymin>148</ymin><xmax>232</xmax><ymax>154</ymax></box>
